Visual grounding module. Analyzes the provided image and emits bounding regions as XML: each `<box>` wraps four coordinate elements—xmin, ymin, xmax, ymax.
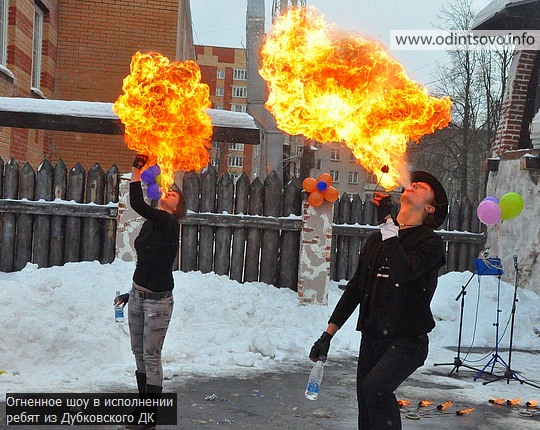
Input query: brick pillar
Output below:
<box><xmin>297</xmin><ymin>199</ymin><xmax>333</xmax><ymax>304</ymax></box>
<box><xmin>493</xmin><ymin>50</ymin><xmax>538</xmax><ymax>155</ymax></box>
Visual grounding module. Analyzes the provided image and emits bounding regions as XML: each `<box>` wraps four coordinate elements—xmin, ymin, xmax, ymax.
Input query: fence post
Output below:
<box><xmin>280</xmin><ymin>177</ymin><xmax>302</xmax><ymax>290</ymax></box>
<box><xmin>33</xmin><ymin>159</ymin><xmax>54</xmax><ymax>268</ymax></box>
<box><xmin>297</xmin><ymin>199</ymin><xmax>333</xmax><ymax>304</ymax></box>
<box><xmin>199</xmin><ymin>166</ymin><xmax>217</xmax><ymax>273</ymax></box>
<box><xmin>14</xmin><ymin>162</ymin><xmax>35</xmax><ymax>271</ymax></box>
<box><xmin>65</xmin><ymin>163</ymin><xmax>86</xmax><ymax>262</ymax></box>
<box><xmin>82</xmin><ymin>163</ymin><xmax>105</xmax><ymax>261</ymax></box>
<box><xmin>244</xmin><ymin>178</ymin><xmax>263</xmax><ymax>282</ymax></box>
<box><xmin>101</xmin><ymin>164</ymin><xmax>120</xmax><ymax>264</ymax></box>
<box><xmin>50</xmin><ymin>159</ymin><xmax>67</xmax><ymax>267</ymax></box>
<box><xmin>180</xmin><ymin>171</ymin><xmax>200</xmax><ymax>271</ymax></box>
<box><xmin>260</xmin><ymin>172</ymin><xmax>282</xmax><ymax>285</ymax></box>
<box><xmin>230</xmin><ymin>173</ymin><xmax>249</xmax><ymax>282</ymax></box>
<box><xmin>214</xmin><ymin>173</ymin><xmax>234</xmax><ymax>276</ymax></box>
<box><xmin>0</xmin><ymin>159</ymin><xmax>19</xmax><ymax>272</ymax></box>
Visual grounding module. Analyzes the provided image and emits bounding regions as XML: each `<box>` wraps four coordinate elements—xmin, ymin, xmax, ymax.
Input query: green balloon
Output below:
<box><xmin>499</xmin><ymin>192</ymin><xmax>524</xmax><ymax>221</ymax></box>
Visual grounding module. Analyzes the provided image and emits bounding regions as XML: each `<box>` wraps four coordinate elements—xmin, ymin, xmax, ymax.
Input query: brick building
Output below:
<box><xmin>0</xmin><ymin>0</ymin><xmax>184</xmax><ymax>172</ymax></box>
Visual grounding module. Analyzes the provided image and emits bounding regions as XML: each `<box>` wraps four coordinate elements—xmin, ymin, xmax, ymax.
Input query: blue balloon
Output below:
<box><xmin>146</xmin><ymin>182</ymin><xmax>162</xmax><ymax>200</ymax></box>
<box><xmin>483</xmin><ymin>196</ymin><xmax>499</xmax><ymax>204</ymax></box>
<box><xmin>317</xmin><ymin>181</ymin><xmax>328</xmax><ymax>191</ymax></box>
<box><xmin>141</xmin><ymin>165</ymin><xmax>161</xmax><ymax>184</ymax></box>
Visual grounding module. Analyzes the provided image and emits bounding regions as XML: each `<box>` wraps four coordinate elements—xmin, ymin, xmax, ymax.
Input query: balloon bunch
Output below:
<box><xmin>302</xmin><ymin>173</ymin><xmax>339</xmax><ymax>207</ymax></box>
<box><xmin>140</xmin><ymin>165</ymin><xmax>163</xmax><ymax>200</ymax></box>
<box><xmin>477</xmin><ymin>192</ymin><xmax>524</xmax><ymax>226</ymax></box>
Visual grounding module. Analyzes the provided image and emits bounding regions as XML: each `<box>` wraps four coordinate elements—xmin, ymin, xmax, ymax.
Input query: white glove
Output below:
<box><xmin>381</xmin><ymin>218</ymin><xmax>399</xmax><ymax>241</ymax></box>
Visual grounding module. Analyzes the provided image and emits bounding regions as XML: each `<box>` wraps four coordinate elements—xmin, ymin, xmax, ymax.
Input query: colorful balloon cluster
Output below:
<box><xmin>476</xmin><ymin>192</ymin><xmax>524</xmax><ymax>226</ymax></box>
<box><xmin>140</xmin><ymin>165</ymin><xmax>163</xmax><ymax>200</ymax></box>
<box><xmin>302</xmin><ymin>173</ymin><xmax>339</xmax><ymax>207</ymax></box>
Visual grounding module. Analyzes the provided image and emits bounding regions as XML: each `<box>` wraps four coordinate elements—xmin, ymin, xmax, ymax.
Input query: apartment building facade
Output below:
<box><xmin>195</xmin><ymin>44</ymin><xmax>256</xmax><ymax>181</ymax></box>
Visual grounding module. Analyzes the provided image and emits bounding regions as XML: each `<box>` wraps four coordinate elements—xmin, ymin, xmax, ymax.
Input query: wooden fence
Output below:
<box><xmin>0</xmin><ymin>158</ymin><xmax>485</xmax><ymax>287</ymax></box>
<box><xmin>0</xmin><ymin>157</ymin><xmax>120</xmax><ymax>272</ymax></box>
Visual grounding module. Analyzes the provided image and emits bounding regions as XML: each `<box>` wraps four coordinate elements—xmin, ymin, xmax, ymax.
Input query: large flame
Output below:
<box><xmin>113</xmin><ymin>51</ymin><xmax>213</xmax><ymax>193</ymax></box>
<box><xmin>260</xmin><ymin>8</ymin><xmax>452</xmax><ymax>190</ymax></box>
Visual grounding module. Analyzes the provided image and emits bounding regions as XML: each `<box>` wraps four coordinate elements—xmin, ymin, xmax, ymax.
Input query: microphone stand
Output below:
<box><xmin>483</xmin><ymin>255</ymin><xmax>540</xmax><ymax>388</ymax></box>
<box><xmin>434</xmin><ymin>272</ymin><xmax>481</xmax><ymax>376</ymax></box>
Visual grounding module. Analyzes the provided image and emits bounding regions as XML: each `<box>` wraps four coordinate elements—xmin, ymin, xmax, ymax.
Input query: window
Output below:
<box><xmin>232</xmin><ymin>86</ymin><xmax>247</xmax><ymax>98</ymax></box>
<box><xmin>231</xmin><ymin>104</ymin><xmax>247</xmax><ymax>113</ymax></box>
<box><xmin>214</xmin><ymin>105</ymin><xmax>224</xmax><ymax>110</ymax></box>
<box><xmin>292</xmin><ymin>145</ymin><xmax>303</xmax><ymax>156</ymax></box>
<box><xmin>330</xmin><ymin>170</ymin><xmax>340</xmax><ymax>183</ymax></box>
<box><xmin>316</xmin><ymin>158</ymin><xmax>321</xmax><ymax>170</ymax></box>
<box><xmin>216</xmin><ymin>87</ymin><xmax>224</xmax><ymax>96</ymax></box>
<box><xmin>349</xmin><ymin>152</ymin><xmax>357</xmax><ymax>162</ymax></box>
<box><xmin>233</xmin><ymin>69</ymin><xmax>246</xmax><ymax>80</ymax></box>
<box><xmin>0</xmin><ymin>0</ymin><xmax>8</xmax><ymax>66</ymax></box>
<box><xmin>211</xmin><ymin>158</ymin><xmax>218</xmax><ymax>167</ymax></box>
<box><xmin>229</xmin><ymin>143</ymin><xmax>244</xmax><ymax>151</ymax></box>
<box><xmin>331</xmin><ymin>148</ymin><xmax>341</xmax><ymax>161</ymax></box>
<box><xmin>348</xmin><ymin>171</ymin><xmax>359</xmax><ymax>184</ymax></box>
<box><xmin>216</xmin><ymin>69</ymin><xmax>225</xmax><ymax>79</ymax></box>
<box><xmin>228</xmin><ymin>156</ymin><xmax>243</xmax><ymax>167</ymax></box>
<box><xmin>31</xmin><ymin>4</ymin><xmax>44</xmax><ymax>90</ymax></box>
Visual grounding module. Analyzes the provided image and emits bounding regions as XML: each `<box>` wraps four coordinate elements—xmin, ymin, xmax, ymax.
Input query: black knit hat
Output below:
<box><xmin>410</xmin><ymin>171</ymin><xmax>448</xmax><ymax>228</ymax></box>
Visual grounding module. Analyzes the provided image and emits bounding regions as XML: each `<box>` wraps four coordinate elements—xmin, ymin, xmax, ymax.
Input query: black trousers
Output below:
<box><xmin>357</xmin><ymin>334</ymin><xmax>428</xmax><ymax>430</ymax></box>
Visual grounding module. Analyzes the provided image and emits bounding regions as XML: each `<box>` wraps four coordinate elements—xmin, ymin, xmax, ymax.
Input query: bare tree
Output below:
<box><xmin>410</xmin><ymin>0</ymin><xmax>510</xmax><ymax>201</ymax></box>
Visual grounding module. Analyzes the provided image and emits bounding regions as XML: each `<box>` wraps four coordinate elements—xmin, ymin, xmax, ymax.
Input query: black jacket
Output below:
<box><xmin>130</xmin><ymin>181</ymin><xmax>180</xmax><ymax>292</ymax></box>
<box><xmin>329</xmin><ymin>226</ymin><xmax>445</xmax><ymax>339</ymax></box>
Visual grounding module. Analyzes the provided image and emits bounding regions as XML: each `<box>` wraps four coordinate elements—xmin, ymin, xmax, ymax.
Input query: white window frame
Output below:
<box><xmin>330</xmin><ymin>170</ymin><xmax>340</xmax><ymax>183</ymax></box>
<box><xmin>0</xmin><ymin>0</ymin><xmax>8</xmax><ymax>66</ymax></box>
<box><xmin>214</xmin><ymin>105</ymin><xmax>224</xmax><ymax>110</ymax></box>
<box><xmin>216</xmin><ymin>69</ymin><xmax>225</xmax><ymax>79</ymax></box>
<box><xmin>215</xmin><ymin>87</ymin><xmax>224</xmax><ymax>96</ymax></box>
<box><xmin>331</xmin><ymin>148</ymin><xmax>341</xmax><ymax>161</ymax></box>
<box><xmin>233</xmin><ymin>68</ymin><xmax>246</xmax><ymax>80</ymax></box>
<box><xmin>228</xmin><ymin>156</ymin><xmax>243</xmax><ymax>167</ymax></box>
<box><xmin>348</xmin><ymin>171</ymin><xmax>359</xmax><ymax>184</ymax></box>
<box><xmin>231</xmin><ymin>104</ymin><xmax>247</xmax><ymax>113</ymax></box>
<box><xmin>232</xmin><ymin>86</ymin><xmax>247</xmax><ymax>98</ymax></box>
<box><xmin>229</xmin><ymin>142</ymin><xmax>244</xmax><ymax>151</ymax></box>
<box><xmin>31</xmin><ymin>4</ymin><xmax>44</xmax><ymax>90</ymax></box>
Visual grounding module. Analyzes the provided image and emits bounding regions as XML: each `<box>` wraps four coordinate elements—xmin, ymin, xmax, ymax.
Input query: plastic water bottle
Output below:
<box><xmin>305</xmin><ymin>360</ymin><xmax>324</xmax><ymax>400</ymax></box>
<box><xmin>114</xmin><ymin>290</ymin><xmax>124</xmax><ymax>323</ymax></box>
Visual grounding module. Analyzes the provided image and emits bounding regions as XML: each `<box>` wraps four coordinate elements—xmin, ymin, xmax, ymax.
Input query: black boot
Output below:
<box><xmin>125</xmin><ymin>384</ymin><xmax>162</xmax><ymax>430</ymax></box>
<box><xmin>125</xmin><ymin>372</ymin><xmax>147</xmax><ymax>430</ymax></box>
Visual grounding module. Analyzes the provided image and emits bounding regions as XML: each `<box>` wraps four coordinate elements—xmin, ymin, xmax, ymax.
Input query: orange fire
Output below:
<box><xmin>418</xmin><ymin>400</ymin><xmax>433</xmax><ymax>407</ymax></box>
<box><xmin>507</xmin><ymin>398</ymin><xmax>521</xmax><ymax>406</ymax></box>
<box><xmin>526</xmin><ymin>400</ymin><xmax>538</xmax><ymax>408</ymax></box>
<box><xmin>113</xmin><ymin>51</ymin><xmax>213</xmax><ymax>194</ymax></box>
<box><xmin>437</xmin><ymin>401</ymin><xmax>452</xmax><ymax>411</ymax></box>
<box><xmin>259</xmin><ymin>7</ymin><xmax>452</xmax><ymax>190</ymax></box>
<box><xmin>456</xmin><ymin>407</ymin><xmax>475</xmax><ymax>415</ymax></box>
<box><xmin>398</xmin><ymin>399</ymin><xmax>411</xmax><ymax>408</ymax></box>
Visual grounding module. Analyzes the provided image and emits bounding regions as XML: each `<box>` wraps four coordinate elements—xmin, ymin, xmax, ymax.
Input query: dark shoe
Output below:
<box><xmin>125</xmin><ymin>384</ymin><xmax>162</xmax><ymax>430</ymax></box>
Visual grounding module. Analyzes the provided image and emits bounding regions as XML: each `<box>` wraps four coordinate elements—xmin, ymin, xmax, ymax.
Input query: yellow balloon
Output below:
<box><xmin>155</xmin><ymin>174</ymin><xmax>161</xmax><ymax>186</ymax></box>
<box><xmin>499</xmin><ymin>192</ymin><xmax>524</xmax><ymax>221</ymax></box>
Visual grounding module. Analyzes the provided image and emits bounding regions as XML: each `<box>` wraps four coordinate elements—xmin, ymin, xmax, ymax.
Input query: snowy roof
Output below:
<box><xmin>0</xmin><ymin>97</ymin><xmax>258</xmax><ymax>130</ymax></box>
<box><xmin>472</xmin><ymin>0</ymin><xmax>540</xmax><ymax>29</ymax></box>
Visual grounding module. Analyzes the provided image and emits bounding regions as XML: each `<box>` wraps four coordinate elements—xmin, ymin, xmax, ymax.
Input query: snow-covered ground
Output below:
<box><xmin>1</xmin><ymin>260</ymin><xmax>539</xmax><ymax>404</ymax></box>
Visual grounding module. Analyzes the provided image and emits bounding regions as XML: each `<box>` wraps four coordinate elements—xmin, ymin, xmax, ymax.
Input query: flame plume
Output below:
<box><xmin>114</xmin><ymin>51</ymin><xmax>213</xmax><ymax>194</ymax></box>
<box><xmin>260</xmin><ymin>8</ymin><xmax>452</xmax><ymax>190</ymax></box>
<box><xmin>456</xmin><ymin>407</ymin><xmax>475</xmax><ymax>415</ymax></box>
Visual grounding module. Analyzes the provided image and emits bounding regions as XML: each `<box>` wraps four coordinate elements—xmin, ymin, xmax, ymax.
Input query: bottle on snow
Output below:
<box><xmin>305</xmin><ymin>360</ymin><xmax>324</xmax><ymax>400</ymax></box>
<box><xmin>114</xmin><ymin>290</ymin><xmax>124</xmax><ymax>323</ymax></box>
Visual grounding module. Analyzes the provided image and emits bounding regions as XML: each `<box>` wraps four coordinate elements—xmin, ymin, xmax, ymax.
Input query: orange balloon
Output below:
<box><xmin>302</xmin><ymin>177</ymin><xmax>318</xmax><ymax>193</ymax></box>
<box><xmin>324</xmin><ymin>186</ymin><xmax>339</xmax><ymax>202</ymax></box>
<box><xmin>317</xmin><ymin>172</ymin><xmax>333</xmax><ymax>186</ymax></box>
<box><xmin>308</xmin><ymin>190</ymin><xmax>324</xmax><ymax>207</ymax></box>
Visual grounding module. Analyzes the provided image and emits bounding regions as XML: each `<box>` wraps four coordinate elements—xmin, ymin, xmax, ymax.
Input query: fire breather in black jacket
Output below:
<box><xmin>329</xmin><ymin>226</ymin><xmax>446</xmax><ymax>339</ymax></box>
<box><xmin>130</xmin><ymin>181</ymin><xmax>180</xmax><ymax>292</ymax></box>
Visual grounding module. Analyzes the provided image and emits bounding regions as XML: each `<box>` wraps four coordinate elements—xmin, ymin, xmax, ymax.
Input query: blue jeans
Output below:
<box><xmin>357</xmin><ymin>335</ymin><xmax>428</xmax><ymax>429</ymax></box>
<box><xmin>128</xmin><ymin>290</ymin><xmax>174</xmax><ymax>387</ymax></box>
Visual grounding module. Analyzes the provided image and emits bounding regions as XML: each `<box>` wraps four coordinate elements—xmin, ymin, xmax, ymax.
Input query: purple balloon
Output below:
<box><xmin>483</xmin><ymin>196</ymin><xmax>499</xmax><ymax>204</ymax></box>
<box><xmin>141</xmin><ymin>165</ymin><xmax>161</xmax><ymax>184</ymax></box>
<box><xmin>317</xmin><ymin>181</ymin><xmax>328</xmax><ymax>191</ymax></box>
<box><xmin>477</xmin><ymin>200</ymin><xmax>501</xmax><ymax>226</ymax></box>
<box><xmin>146</xmin><ymin>182</ymin><xmax>162</xmax><ymax>200</ymax></box>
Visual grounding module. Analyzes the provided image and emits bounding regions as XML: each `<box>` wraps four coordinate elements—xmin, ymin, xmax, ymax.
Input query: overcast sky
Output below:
<box><xmin>191</xmin><ymin>0</ymin><xmax>493</xmax><ymax>88</ymax></box>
